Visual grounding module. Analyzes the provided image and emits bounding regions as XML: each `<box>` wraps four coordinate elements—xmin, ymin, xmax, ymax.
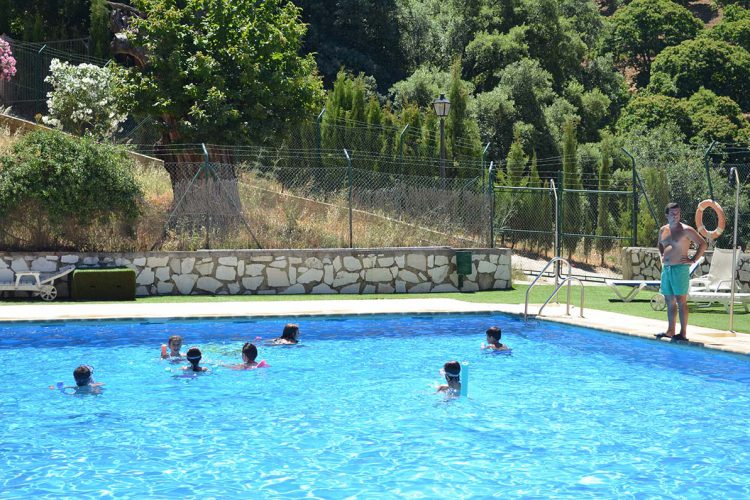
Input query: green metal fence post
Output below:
<box><xmin>202</xmin><ymin>143</ymin><xmax>210</xmax><ymax>249</ymax></box>
<box><xmin>621</xmin><ymin>147</ymin><xmax>637</xmax><ymax>247</ymax></box>
<box><xmin>481</xmin><ymin>142</ymin><xmax>490</xmax><ymax>190</ymax></box>
<box><xmin>556</xmin><ymin>170</ymin><xmax>563</xmax><ymax>260</ymax></box>
<box><xmin>488</xmin><ymin>161</ymin><xmax>495</xmax><ymax>248</ymax></box>
<box><xmin>344</xmin><ymin>149</ymin><xmax>353</xmax><ymax>248</ymax></box>
<box><xmin>316</xmin><ymin>107</ymin><xmax>325</xmax><ymax>169</ymax></box>
<box><xmin>704</xmin><ymin>140</ymin><xmax>716</xmax><ymax>201</ymax></box>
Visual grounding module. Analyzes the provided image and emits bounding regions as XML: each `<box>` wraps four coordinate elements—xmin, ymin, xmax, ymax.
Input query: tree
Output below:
<box><xmin>0</xmin><ymin>130</ymin><xmax>141</xmax><ymax>250</ymax></box>
<box><xmin>42</xmin><ymin>59</ymin><xmax>128</xmax><ymax>140</ymax></box>
<box><xmin>561</xmin><ymin>118</ymin><xmax>582</xmax><ymax>259</ymax></box>
<box><xmin>463</xmin><ymin>27</ymin><xmax>528</xmax><ymax>92</ymax></box>
<box><xmin>595</xmin><ymin>134</ymin><xmax>614</xmax><ymax>266</ymax></box>
<box><xmin>649</xmin><ymin>38</ymin><xmax>750</xmax><ymax>109</ymax></box>
<box><xmin>446</xmin><ymin>58</ymin><xmax>481</xmax><ymax>173</ymax></box>
<box><xmin>127</xmin><ymin>0</ymin><xmax>323</xmax><ymax>147</ymax></box>
<box><xmin>616</xmin><ymin>94</ymin><xmax>691</xmax><ymax>137</ymax></box>
<box><xmin>89</xmin><ymin>0</ymin><xmax>110</xmax><ymax>60</ymax></box>
<box><xmin>607</xmin><ymin>0</ymin><xmax>702</xmax><ymax>81</ymax></box>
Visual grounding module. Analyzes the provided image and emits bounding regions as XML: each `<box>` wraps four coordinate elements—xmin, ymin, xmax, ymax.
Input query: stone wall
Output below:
<box><xmin>0</xmin><ymin>247</ymin><xmax>512</xmax><ymax>298</ymax></box>
<box><xmin>621</xmin><ymin>247</ymin><xmax>750</xmax><ymax>291</ymax></box>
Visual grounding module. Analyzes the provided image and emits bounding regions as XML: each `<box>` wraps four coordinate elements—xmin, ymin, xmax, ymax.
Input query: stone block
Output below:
<box><xmin>238</xmin><ymin>260</ymin><xmax>245</xmax><ymax>276</ymax></box>
<box><xmin>242</xmin><ymin>276</ymin><xmax>264</xmax><ymax>291</ymax></box>
<box><xmin>298</xmin><ymin>268</ymin><xmax>324</xmax><ymax>284</ymax></box>
<box><xmin>395</xmin><ymin>255</ymin><xmax>405</xmax><ymax>268</ymax></box>
<box><xmin>289</xmin><ymin>257</ymin><xmax>302</xmax><ymax>264</ymax></box>
<box><xmin>288</xmin><ymin>267</ymin><xmax>297</xmax><ymax>285</ymax></box>
<box><xmin>477</xmin><ymin>261</ymin><xmax>497</xmax><ymax>273</ymax></box>
<box><xmin>489</xmin><ymin>254</ymin><xmax>499</xmax><ymax>264</ymax></box>
<box><xmin>31</xmin><ymin>258</ymin><xmax>57</xmax><ymax>272</ymax></box>
<box><xmin>281</xmin><ymin>284</ymin><xmax>306</xmax><ymax>294</ymax></box>
<box><xmin>197</xmin><ymin>276</ymin><xmax>222</xmax><ymax>293</ymax></box>
<box><xmin>435</xmin><ymin>255</ymin><xmax>449</xmax><ymax>267</ymax></box>
<box><xmin>181</xmin><ymin>257</ymin><xmax>195</xmax><ymax>274</ymax></box>
<box><xmin>155</xmin><ymin>267</ymin><xmax>171</xmax><ymax>282</ymax></box>
<box><xmin>147</xmin><ymin>256</ymin><xmax>169</xmax><ymax>268</ymax></box>
<box><xmin>218</xmin><ymin>256</ymin><xmax>237</xmax><ymax>266</ymax></box>
<box><xmin>305</xmin><ymin>257</ymin><xmax>324</xmax><ymax>269</ymax></box>
<box><xmin>408</xmin><ymin>282</ymin><xmax>432</xmax><ymax>293</ymax></box>
<box><xmin>398</xmin><ymin>270</ymin><xmax>419</xmax><ymax>283</ymax></box>
<box><xmin>137</xmin><ymin>268</ymin><xmax>155</xmax><ymax>285</ymax></box>
<box><xmin>493</xmin><ymin>280</ymin><xmax>508</xmax><ymax>289</ymax></box>
<box><xmin>269</xmin><ymin>258</ymin><xmax>287</xmax><ymax>269</ymax></box>
<box><xmin>433</xmin><ymin>284</ymin><xmax>459</xmax><ymax>292</ymax></box>
<box><xmin>228</xmin><ymin>283</ymin><xmax>240</xmax><ymax>295</ymax></box>
<box><xmin>333</xmin><ymin>256</ymin><xmax>342</xmax><ymax>272</ymax></box>
<box><xmin>340</xmin><ymin>283</ymin><xmax>361</xmax><ymax>294</ymax></box>
<box><xmin>136</xmin><ymin>285</ymin><xmax>149</xmax><ymax>296</ymax></box>
<box><xmin>363</xmin><ymin>284</ymin><xmax>376</xmax><ymax>294</ymax></box>
<box><xmin>333</xmin><ymin>271</ymin><xmax>359</xmax><ymax>287</ymax></box>
<box><xmin>61</xmin><ymin>255</ymin><xmax>79</xmax><ymax>264</ymax></box>
<box><xmin>365</xmin><ymin>268</ymin><xmax>393</xmax><ymax>282</ymax></box>
<box><xmin>378</xmin><ymin>257</ymin><xmax>394</xmax><ymax>267</ymax></box>
<box><xmin>362</xmin><ymin>256</ymin><xmax>376</xmax><ymax>269</ymax></box>
<box><xmin>195</xmin><ymin>262</ymin><xmax>214</xmax><ymax>276</ymax></box>
<box><xmin>428</xmin><ymin>265</ymin><xmax>449</xmax><ymax>283</ymax></box>
<box><xmin>343</xmin><ymin>256</ymin><xmax>362</xmax><ymax>271</ymax></box>
<box><xmin>311</xmin><ymin>283</ymin><xmax>336</xmax><ymax>294</ymax></box>
<box><xmin>406</xmin><ymin>254</ymin><xmax>427</xmax><ymax>271</ymax></box>
<box><xmin>395</xmin><ymin>280</ymin><xmax>406</xmax><ymax>293</ymax></box>
<box><xmin>246</xmin><ymin>264</ymin><xmax>265</xmax><ymax>276</ymax></box>
<box><xmin>494</xmin><ymin>266</ymin><xmax>511</xmax><ymax>281</ymax></box>
<box><xmin>157</xmin><ymin>282</ymin><xmax>174</xmax><ymax>295</ymax></box>
<box><xmin>134</xmin><ymin>257</ymin><xmax>147</xmax><ymax>267</ymax></box>
<box><xmin>175</xmin><ymin>274</ymin><xmax>197</xmax><ymax>295</ymax></box>
<box><xmin>377</xmin><ymin>284</ymin><xmax>395</xmax><ymax>294</ymax></box>
<box><xmin>258</xmin><ymin>289</ymin><xmax>277</xmax><ymax>295</ymax></box>
<box><xmin>252</xmin><ymin>256</ymin><xmax>274</xmax><ymax>262</ymax></box>
<box><xmin>324</xmin><ymin>264</ymin><xmax>334</xmax><ymax>285</ymax></box>
<box><xmin>169</xmin><ymin>259</ymin><xmax>181</xmax><ymax>274</ymax></box>
<box><xmin>216</xmin><ymin>265</ymin><xmax>236</xmax><ymax>281</ymax></box>
<box><xmin>267</xmin><ymin>268</ymin><xmax>290</xmax><ymax>287</ymax></box>
<box><xmin>428</xmin><ymin>255</ymin><xmax>434</xmax><ymax>268</ymax></box>
<box><xmin>461</xmin><ymin>280</ymin><xmax>479</xmax><ymax>292</ymax></box>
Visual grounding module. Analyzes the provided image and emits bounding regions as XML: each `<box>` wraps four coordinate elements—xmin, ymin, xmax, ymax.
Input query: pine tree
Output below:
<box><xmin>595</xmin><ymin>134</ymin><xmax>614</xmax><ymax>266</ymax></box>
<box><xmin>561</xmin><ymin>118</ymin><xmax>582</xmax><ymax>260</ymax></box>
<box><xmin>90</xmin><ymin>0</ymin><xmax>110</xmax><ymax>59</ymax></box>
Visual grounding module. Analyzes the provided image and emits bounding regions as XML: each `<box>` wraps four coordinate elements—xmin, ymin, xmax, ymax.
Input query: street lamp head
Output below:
<box><xmin>432</xmin><ymin>93</ymin><xmax>451</xmax><ymax>117</ymax></box>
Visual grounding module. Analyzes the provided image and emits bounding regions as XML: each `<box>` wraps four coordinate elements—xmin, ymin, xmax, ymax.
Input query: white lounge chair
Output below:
<box><xmin>689</xmin><ymin>247</ymin><xmax>738</xmax><ymax>293</ymax></box>
<box><xmin>0</xmin><ymin>265</ymin><xmax>75</xmax><ymax>301</ymax></box>
<box><xmin>606</xmin><ymin>258</ymin><xmax>704</xmax><ymax>303</ymax></box>
<box><xmin>688</xmin><ymin>290</ymin><xmax>750</xmax><ymax>312</ymax></box>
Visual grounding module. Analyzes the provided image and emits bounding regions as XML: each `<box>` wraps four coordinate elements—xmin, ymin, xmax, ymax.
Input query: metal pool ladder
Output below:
<box><xmin>524</xmin><ymin>257</ymin><xmax>585</xmax><ymax>322</ymax></box>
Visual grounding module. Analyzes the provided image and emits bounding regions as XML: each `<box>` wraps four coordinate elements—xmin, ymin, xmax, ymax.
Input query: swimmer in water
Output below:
<box><xmin>49</xmin><ymin>365</ymin><xmax>104</xmax><ymax>394</ymax></box>
<box><xmin>161</xmin><ymin>335</ymin><xmax>184</xmax><ymax>359</ymax></box>
<box><xmin>183</xmin><ymin>347</ymin><xmax>209</xmax><ymax>372</ymax></box>
<box><xmin>225</xmin><ymin>342</ymin><xmax>269</xmax><ymax>370</ymax></box>
<box><xmin>482</xmin><ymin>326</ymin><xmax>510</xmax><ymax>351</ymax></box>
<box><xmin>271</xmin><ymin>324</ymin><xmax>300</xmax><ymax>345</ymax></box>
<box><xmin>436</xmin><ymin>360</ymin><xmax>462</xmax><ymax>395</ymax></box>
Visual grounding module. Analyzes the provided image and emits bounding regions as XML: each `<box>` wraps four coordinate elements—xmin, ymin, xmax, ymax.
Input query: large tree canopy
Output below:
<box><xmin>126</xmin><ymin>0</ymin><xmax>324</xmax><ymax>144</ymax></box>
<box><xmin>607</xmin><ymin>0</ymin><xmax>702</xmax><ymax>81</ymax></box>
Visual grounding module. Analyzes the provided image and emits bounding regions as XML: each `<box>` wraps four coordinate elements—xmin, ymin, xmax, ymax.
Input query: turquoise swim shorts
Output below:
<box><xmin>660</xmin><ymin>264</ymin><xmax>690</xmax><ymax>296</ymax></box>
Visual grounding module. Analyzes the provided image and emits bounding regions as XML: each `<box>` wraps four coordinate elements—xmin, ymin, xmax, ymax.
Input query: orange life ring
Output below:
<box><xmin>695</xmin><ymin>199</ymin><xmax>726</xmax><ymax>240</ymax></box>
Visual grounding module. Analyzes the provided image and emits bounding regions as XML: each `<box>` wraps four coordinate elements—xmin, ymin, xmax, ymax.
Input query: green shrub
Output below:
<box><xmin>0</xmin><ymin>129</ymin><xmax>142</xmax><ymax>250</ymax></box>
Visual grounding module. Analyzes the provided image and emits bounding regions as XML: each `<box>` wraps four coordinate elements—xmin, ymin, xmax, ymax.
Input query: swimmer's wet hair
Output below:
<box><xmin>73</xmin><ymin>365</ymin><xmax>92</xmax><ymax>387</ymax></box>
<box><xmin>443</xmin><ymin>360</ymin><xmax>461</xmax><ymax>379</ymax></box>
<box><xmin>280</xmin><ymin>324</ymin><xmax>299</xmax><ymax>341</ymax></box>
<box><xmin>242</xmin><ymin>342</ymin><xmax>258</xmax><ymax>362</ymax></box>
<box><xmin>665</xmin><ymin>202</ymin><xmax>680</xmax><ymax>214</ymax></box>
<box><xmin>186</xmin><ymin>347</ymin><xmax>202</xmax><ymax>362</ymax></box>
<box><xmin>168</xmin><ymin>335</ymin><xmax>183</xmax><ymax>345</ymax></box>
<box><xmin>486</xmin><ymin>326</ymin><xmax>501</xmax><ymax>340</ymax></box>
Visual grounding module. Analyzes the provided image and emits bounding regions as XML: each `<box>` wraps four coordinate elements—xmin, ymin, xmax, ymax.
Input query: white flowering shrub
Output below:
<box><xmin>0</xmin><ymin>38</ymin><xmax>16</xmax><ymax>81</ymax></box>
<box><xmin>43</xmin><ymin>59</ymin><xmax>128</xmax><ymax>140</ymax></box>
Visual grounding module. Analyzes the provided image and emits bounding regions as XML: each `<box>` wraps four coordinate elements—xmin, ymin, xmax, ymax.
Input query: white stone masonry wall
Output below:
<box><xmin>0</xmin><ymin>248</ymin><xmax>512</xmax><ymax>297</ymax></box>
<box><xmin>621</xmin><ymin>247</ymin><xmax>750</xmax><ymax>291</ymax></box>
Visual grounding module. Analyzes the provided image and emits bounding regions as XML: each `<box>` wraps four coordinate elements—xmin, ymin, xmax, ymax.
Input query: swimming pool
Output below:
<box><xmin>1</xmin><ymin>313</ymin><xmax>749</xmax><ymax>498</ymax></box>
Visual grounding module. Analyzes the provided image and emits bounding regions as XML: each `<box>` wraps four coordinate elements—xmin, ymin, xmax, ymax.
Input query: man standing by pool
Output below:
<box><xmin>657</xmin><ymin>202</ymin><xmax>707</xmax><ymax>341</ymax></box>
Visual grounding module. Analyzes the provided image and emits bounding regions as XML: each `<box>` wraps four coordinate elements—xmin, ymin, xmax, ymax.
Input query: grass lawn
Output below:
<box><xmin>3</xmin><ymin>284</ymin><xmax>748</xmax><ymax>334</ymax></box>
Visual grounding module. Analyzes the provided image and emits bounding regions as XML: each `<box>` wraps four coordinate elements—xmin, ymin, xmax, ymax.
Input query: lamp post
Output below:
<box><xmin>432</xmin><ymin>93</ymin><xmax>451</xmax><ymax>184</ymax></box>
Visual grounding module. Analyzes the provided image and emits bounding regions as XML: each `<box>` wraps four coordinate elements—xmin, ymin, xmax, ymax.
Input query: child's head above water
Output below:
<box><xmin>73</xmin><ymin>365</ymin><xmax>93</xmax><ymax>387</ymax></box>
<box><xmin>442</xmin><ymin>360</ymin><xmax>461</xmax><ymax>382</ymax></box>
<box><xmin>186</xmin><ymin>347</ymin><xmax>202</xmax><ymax>365</ymax></box>
<box><xmin>168</xmin><ymin>335</ymin><xmax>183</xmax><ymax>352</ymax></box>
<box><xmin>280</xmin><ymin>324</ymin><xmax>299</xmax><ymax>342</ymax></box>
<box><xmin>242</xmin><ymin>342</ymin><xmax>258</xmax><ymax>363</ymax></box>
<box><xmin>486</xmin><ymin>326</ymin><xmax>502</xmax><ymax>343</ymax></box>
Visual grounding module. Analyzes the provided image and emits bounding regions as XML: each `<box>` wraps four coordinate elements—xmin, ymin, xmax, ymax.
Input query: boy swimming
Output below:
<box><xmin>482</xmin><ymin>326</ymin><xmax>510</xmax><ymax>351</ymax></box>
<box><xmin>225</xmin><ymin>342</ymin><xmax>269</xmax><ymax>370</ymax></box>
<box><xmin>49</xmin><ymin>365</ymin><xmax>104</xmax><ymax>394</ymax></box>
<box><xmin>161</xmin><ymin>335</ymin><xmax>184</xmax><ymax>359</ymax></box>
<box><xmin>183</xmin><ymin>347</ymin><xmax>209</xmax><ymax>372</ymax></box>
<box><xmin>436</xmin><ymin>360</ymin><xmax>462</xmax><ymax>396</ymax></box>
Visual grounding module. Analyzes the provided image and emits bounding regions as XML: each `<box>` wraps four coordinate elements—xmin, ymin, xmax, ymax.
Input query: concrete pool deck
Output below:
<box><xmin>0</xmin><ymin>298</ymin><xmax>748</xmax><ymax>356</ymax></box>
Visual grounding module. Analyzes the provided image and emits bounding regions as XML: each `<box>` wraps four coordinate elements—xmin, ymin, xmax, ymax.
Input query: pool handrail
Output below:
<box><xmin>524</xmin><ymin>257</ymin><xmax>584</xmax><ymax>321</ymax></box>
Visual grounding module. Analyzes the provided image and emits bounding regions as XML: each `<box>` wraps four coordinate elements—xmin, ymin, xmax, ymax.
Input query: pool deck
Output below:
<box><xmin>0</xmin><ymin>298</ymin><xmax>748</xmax><ymax>356</ymax></box>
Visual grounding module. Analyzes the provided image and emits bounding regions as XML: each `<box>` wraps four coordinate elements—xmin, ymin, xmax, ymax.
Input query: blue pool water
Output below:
<box><xmin>1</xmin><ymin>313</ymin><xmax>749</xmax><ymax>498</ymax></box>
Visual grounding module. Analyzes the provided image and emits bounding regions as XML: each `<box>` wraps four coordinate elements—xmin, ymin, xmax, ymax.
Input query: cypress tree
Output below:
<box><xmin>561</xmin><ymin>118</ymin><xmax>582</xmax><ymax>260</ymax></box>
